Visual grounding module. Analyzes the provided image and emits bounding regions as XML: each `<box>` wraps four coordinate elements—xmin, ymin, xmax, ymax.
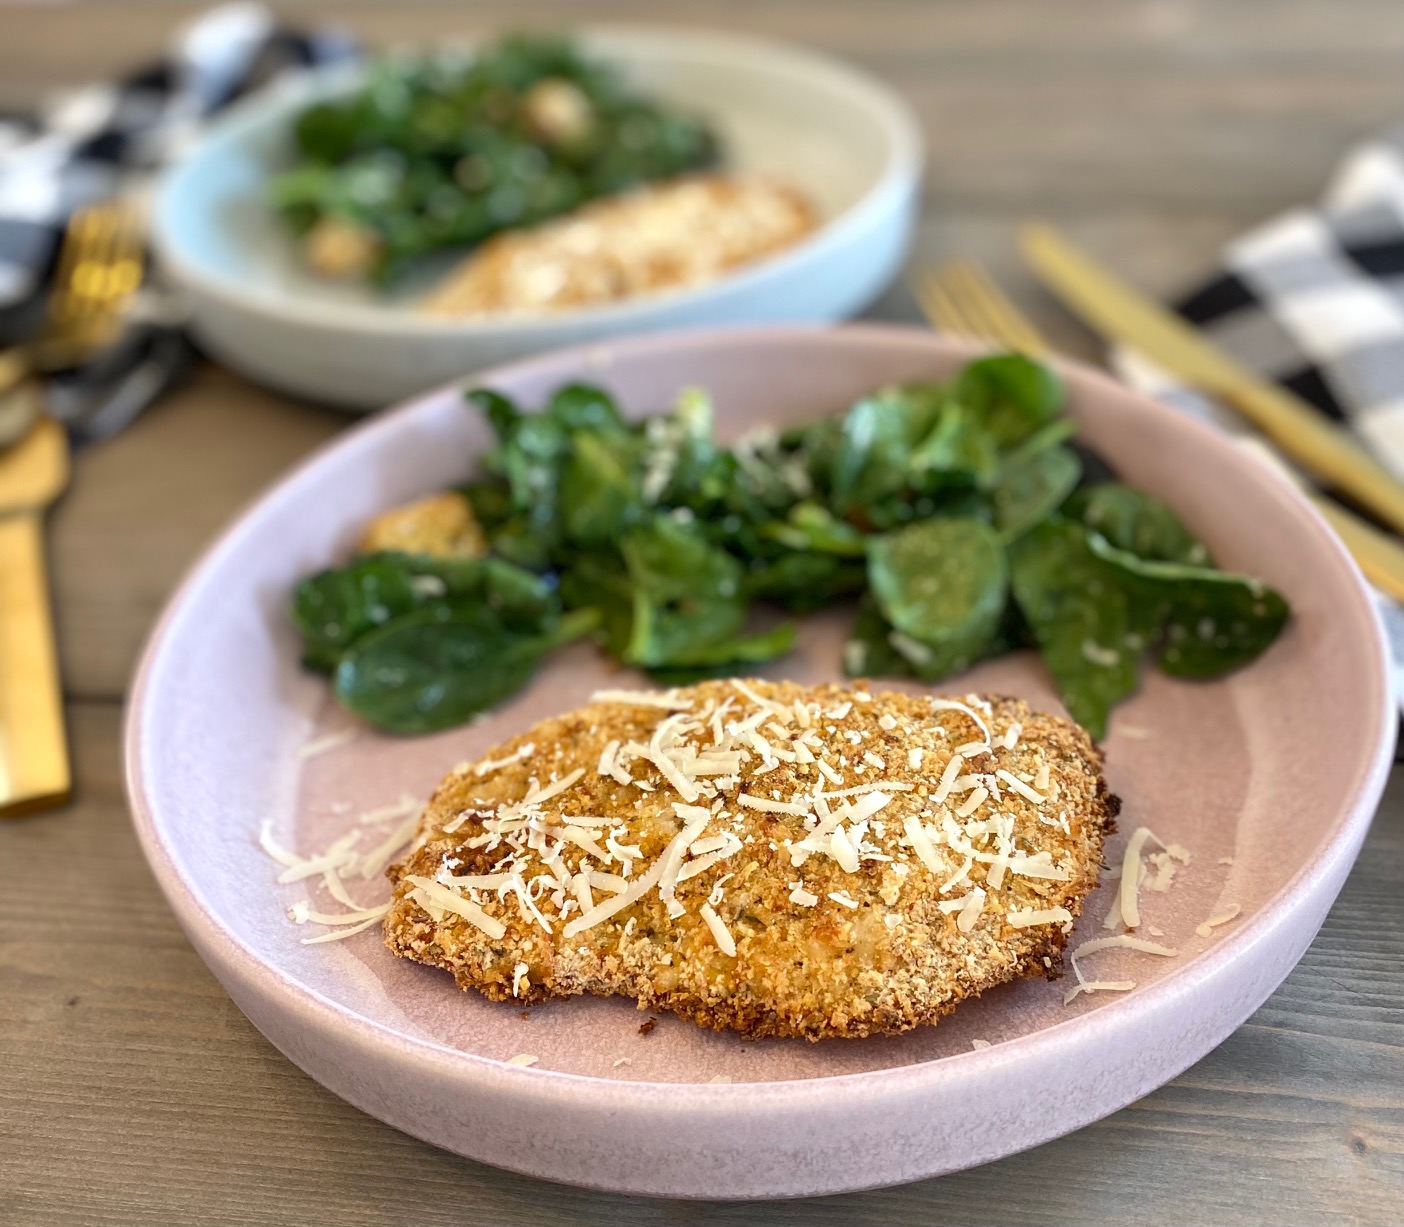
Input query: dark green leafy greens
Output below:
<box><xmin>292</xmin><ymin>354</ymin><xmax>1291</xmax><ymax>737</ymax></box>
<box><xmin>867</xmin><ymin>518</ymin><xmax>1009</xmax><ymax>679</ymax></box>
<box><xmin>293</xmin><ymin>552</ymin><xmax>593</xmax><ymax>732</ymax></box>
<box><xmin>270</xmin><ymin>35</ymin><xmax>718</xmax><ymax>282</ymax></box>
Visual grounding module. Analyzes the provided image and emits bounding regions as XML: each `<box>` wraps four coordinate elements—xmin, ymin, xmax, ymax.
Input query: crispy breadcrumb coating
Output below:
<box><xmin>384</xmin><ymin>680</ymin><xmax>1117</xmax><ymax>1040</ymax></box>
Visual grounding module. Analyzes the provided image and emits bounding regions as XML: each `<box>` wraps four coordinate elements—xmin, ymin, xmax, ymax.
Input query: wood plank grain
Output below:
<box><xmin>48</xmin><ymin>367</ymin><xmax>344</xmax><ymax>699</ymax></box>
<box><xmin>1</xmin><ymin>1</ymin><xmax>1402</xmax><ymax>211</ymax></box>
<box><xmin>1</xmin><ymin>705</ymin><xmax>1400</xmax><ymax>1226</ymax></box>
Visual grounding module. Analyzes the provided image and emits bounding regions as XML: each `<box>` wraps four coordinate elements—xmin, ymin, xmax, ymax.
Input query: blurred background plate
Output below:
<box><xmin>150</xmin><ymin>27</ymin><xmax>923</xmax><ymax>409</ymax></box>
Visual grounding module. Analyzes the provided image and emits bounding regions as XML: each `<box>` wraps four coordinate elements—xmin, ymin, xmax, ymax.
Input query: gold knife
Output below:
<box><xmin>0</xmin><ymin>417</ymin><xmax>71</xmax><ymax>816</ymax></box>
<box><xmin>1021</xmin><ymin>221</ymin><xmax>1404</xmax><ymax>538</ymax></box>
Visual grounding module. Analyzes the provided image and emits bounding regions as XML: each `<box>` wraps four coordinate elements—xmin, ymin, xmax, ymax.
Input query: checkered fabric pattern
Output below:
<box><xmin>0</xmin><ymin>3</ymin><xmax>355</xmax><ymax>319</ymax></box>
<box><xmin>1112</xmin><ymin>125</ymin><xmax>1404</xmax><ymax>712</ymax></box>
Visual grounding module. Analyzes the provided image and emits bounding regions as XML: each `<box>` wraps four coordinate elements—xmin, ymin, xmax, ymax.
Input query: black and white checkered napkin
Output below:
<box><xmin>0</xmin><ymin>3</ymin><xmax>355</xmax><ymax>329</ymax></box>
<box><xmin>1111</xmin><ymin>123</ymin><xmax>1404</xmax><ymax>706</ymax></box>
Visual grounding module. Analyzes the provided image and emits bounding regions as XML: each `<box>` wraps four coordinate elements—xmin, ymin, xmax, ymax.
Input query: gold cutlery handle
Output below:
<box><xmin>1307</xmin><ymin>493</ymin><xmax>1404</xmax><ymax>604</ymax></box>
<box><xmin>0</xmin><ymin>510</ymin><xmax>70</xmax><ymax>816</ymax></box>
<box><xmin>1021</xmin><ymin>222</ymin><xmax>1404</xmax><ymax>538</ymax></box>
<box><xmin>1219</xmin><ymin>384</ymin><xmax>1404</xmax><ymax>539</ymax></box>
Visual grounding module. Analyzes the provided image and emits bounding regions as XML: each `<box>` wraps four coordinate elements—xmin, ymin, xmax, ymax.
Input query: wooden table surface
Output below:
<box><xmin>4</xmin><ymin>3</ymin><xmax>1404</xmax><ymax>1224</ymax></box>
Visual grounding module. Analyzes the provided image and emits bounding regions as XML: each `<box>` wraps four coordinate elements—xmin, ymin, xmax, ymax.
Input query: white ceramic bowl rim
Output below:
<box><xmin>124</xmin><ymin>324</ymin><xmax>1393</xmax><ymax>1126</ymax></box>
<box><xmin>150</xmin><ymin>26</ymin><xmax>925</xmax><ymax>338</ymax></box>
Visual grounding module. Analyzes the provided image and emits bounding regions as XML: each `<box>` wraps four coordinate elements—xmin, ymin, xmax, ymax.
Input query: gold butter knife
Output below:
<box><xmin>0</xmin><ymin>418</ymin><xmax>71</xmax><ymax>816</ymax></box>
<box><xmin>1021</xmin><ymin>221</ymin><xmax>1404</xmax><ymax>539</ymax></box>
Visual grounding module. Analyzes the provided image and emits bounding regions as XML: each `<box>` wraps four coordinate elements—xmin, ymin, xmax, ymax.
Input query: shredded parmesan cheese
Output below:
<box><xmin>298</xmin><ymin>728</ymin><xmax>357</xmax><ymax>759</ymax></box>
<box><xmin>1006</xmin><ymin>906</ymin><xmax>1074</xmax><ymax>929</ymax></box>
<box><xmin>995</xmin><ymin>769</ymin><xmax>1045</xmax><ymax>805</ymax></box>
<box><xmin>1119</xmin><ymin>827</ymin><xmax>1156</xmax><ymax>929</ymax></box>
<box><xmin>591</xmin><ymin>688</ymin><xmax>693</xmax><ymax>710</ymax></box>
<box><xmin>300</xmin><ymin>914</ymin><xmax>385</xmax><ymax>943</ymax></box>
<box><xmin>406</xmin><ymin>876</ymin><xmax>507</xmax><ymax>938</ymax></box>
<box><xmin>829</xmin><ymin>827</ymin><xmax>860</xmax><ymax>873</ymax></box>
<box><xmin>472</xmin><ymin>743</ymin><xmax>535</xmax><ymax>777</ymax></box>
<box><xmin>258</xmin><ymin>820</ymin><xmax>301</xmax><ymax>869</ymax></box>
<box><xmin>1196</xmin><ymin>904</ymin><xmax>1241</xmax><ymax>937</ymax></box>
<box><xmin>1063</xmin><ymin>934</ymin><xmax>1179</xmax><ymax>1004</ymax></box>
<box><xmin>930</xmin><ymin>697</ymin><xmax>992</xmax><ymax>744</ymax></box>
<box><xmin>1063</xmin><ymin>979</ymin><xmax>1136</xmax><ymax>1004</ymax></box>
<box><xmin>903</xmin><ymin>815</ymin><xmax>943</xmax><ymax>874</ymax></box>
<box><xmin>955</xmin><ymin>787</ymin><xmax>989</xmax><ymax>818</ymax></box>
<box><xmin>956</xmin><ymin>886</ymin><xmax>986</xmax><ymax>932</ymax></box>
<box><xmin>699</xmin><ymin>903</ymin><xmax>737</xmax><ymax>955</ymax></box>
<box><xmin>738</xmin><ymin>793</ymin><xmax>811</xmax><ymax>816</ymax></box>
<box><xmin>933</xmin><ymin>754</ymin><xmax>964</xmax><ymax>803</ymax></box>
<box><xmin>357</xmin><ymin>812</ymin><xmax>421</xmax><ymax>880</ymax></box>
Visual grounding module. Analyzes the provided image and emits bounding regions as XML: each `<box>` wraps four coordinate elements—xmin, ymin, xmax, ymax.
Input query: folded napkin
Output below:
<box><xmin>0</xmin><ymin>2</ymin><xmax>354</xmax><ymax>324</ymax></box>
<box><xmin>1111</xmin><ymin>124</ymin><xmax>1404</xmax><ymax>710</ymax></box>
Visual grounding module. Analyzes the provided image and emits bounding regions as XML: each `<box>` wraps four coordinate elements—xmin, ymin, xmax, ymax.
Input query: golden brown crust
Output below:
<box><xmin>384</xmin><ymin>681</ymin><xmax>1116</xmax><ymax>1040</ymax></box>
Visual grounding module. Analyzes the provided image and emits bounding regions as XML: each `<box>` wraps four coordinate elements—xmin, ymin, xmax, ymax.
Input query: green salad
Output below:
<box><xmin>292</xmin><ymin>354</ymin><xmax>1290</xmax><ymax>738</ymax></box>
<box><xmin>270</xmin><ymin>35</ymin><xmax>719</xmax><ymax>283</ymax></box>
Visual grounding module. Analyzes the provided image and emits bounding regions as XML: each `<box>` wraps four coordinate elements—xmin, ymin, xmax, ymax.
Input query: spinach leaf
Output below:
<box><xmin>467</xmin><ymin>388</ymin><xmax>522</xmax><ymax>449</ymax></box>
<box><xmin>830</xmin><ymin>385</ymin><xmax>943</xmax><ymax>515</ymax></box>
<box><xmin>1085</xmin><ymin>533</ymin><xmax>1289</xmax><ymax>677</ymax></box>
<box><xmin>1005</xmin><ymin>417</ymin><xmax>1079</xmax><ymax>465</ymax></box>
<box><xmin>762</xmin><ymin>502</ymin><xmax>868</xmax><ymax>557</ymax></box>
<box><xmin>459</xmin><ymin>477</ymin><xmax>513</xmax><ymax>534</ymax></box>
<box><xmin>1009</xmin><ymin>520</ymin><xmax>1151</xmax><ymax>739</ymax></box>
<box><xmin>646</xmin><ymin>623</ymin><xmax>798</xmax><ymax>684</ymax></box>
<box><xmin>619</xmin><ymin>518</ymin><xmax>747</xmax><ymax>667</ymax></box>
<box><xmin>642</xmin><ymin>388</ymin><xmax>729</xmax><ymax>508</ymax></box>
<box><xmin>1069</xmin><ymin>483</ymin><xmax>1210</xmax><ymax>565</ymax></box>
<box><xmin>842</xmin><ymin>597</ymin><xmax>917</xmax><ymax>680</ymax></box>
<box><xmin>867</xmin><ymin>517</ymin><xmax>1009</xmax><ymax>678</ymax></box>
<box><xmin>742</xmin><ymin>551</ymin><xmax>867</xmax><ymax>612</ymax></box>
<box><xmin>291</xmin><ymin>552</ymin><xmax>558</xmax><ymax>674</ymax></box>
<box><xmin>558</xmin><ymin>552</ymin><xmax>634</xmax><ymax>657</ymax></box>
<box><xmin>955</xmin><ymin>353</ymin><xmax>1065</xmax><ymax>447</ymax></box>
<box><xmin>547</xmin><ymin>383</ymin><xmax>628</xmax><ymax>434</ymax></box>
<box><xmin>909</xmin><ymin>399</ymin><xmax>1001</xmax><ymax>490</ymax></box>
<box><xmin>559</xmin><ymin>429</ymin><xmax>642</xmax><ymax>546</ymax></box>
<box><xmin>293</xmin><ymin>556</ymin><xmax>420</xmax><ymax>672</ymax></box>
<box><xmin>995</xmin><ymin>444</ymin><xmax>1082</xmax><ymax>540</ymax></box>
<box><xmin>478</xmin><ymin>557</ymin><xmax>559</xmax><ymax>627</ymax></box>
<box><xmin>334</xmin><ymin>607</ymin><xmax>596</xmax><ymax>734</ymax></box>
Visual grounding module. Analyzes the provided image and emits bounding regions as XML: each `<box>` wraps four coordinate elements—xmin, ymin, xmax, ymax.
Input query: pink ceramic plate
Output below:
<box><xmin>126</xmin><ymin>326</ymin><xmax>1391</xmax><ymax>1198</ymax></box>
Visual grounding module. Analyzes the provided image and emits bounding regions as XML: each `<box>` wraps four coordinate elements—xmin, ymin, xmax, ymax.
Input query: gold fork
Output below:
<box><xmin>911</xmin><ymin>258</ymin><xmax>1404</xmax><ymax>602</ymax></box>
<box><xmin>0</xmin><ymin>201</ymin><xmax>145</xmax><ymax>444</ymax></box>
<box><xmin>38</xmin><ymin>200</ymin><xmax>145</xmax><ymax>366</ymax></box>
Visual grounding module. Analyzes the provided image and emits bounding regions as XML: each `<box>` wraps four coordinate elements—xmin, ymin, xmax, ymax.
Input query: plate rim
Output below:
<box><xmin>123</xmin><ymin>323</ymin><xmax>1393</xmax><ymax>1168</ymax></box>
<box><xmin>150</xmin><ymin>24</ymin><xmax>925</xmax><ymax>338</ymax></box>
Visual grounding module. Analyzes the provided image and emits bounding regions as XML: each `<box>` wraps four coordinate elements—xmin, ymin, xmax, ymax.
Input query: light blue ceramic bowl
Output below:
<box><xmin>152</xmin><ymin>27</ymin><xmax>924</xmax><ymax>409</ymax></box>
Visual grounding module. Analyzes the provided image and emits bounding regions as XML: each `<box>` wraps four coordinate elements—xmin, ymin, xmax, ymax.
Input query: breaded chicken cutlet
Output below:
<box><xmin>384</xmin><ymin>680</ymin><xmax>1118</xmax><ymax>1040</ymax></box>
